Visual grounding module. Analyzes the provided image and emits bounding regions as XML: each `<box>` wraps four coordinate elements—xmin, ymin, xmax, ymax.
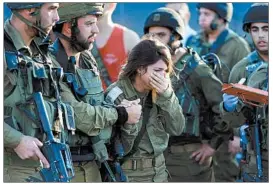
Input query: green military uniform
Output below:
<box><xmin>186</xmin><ymin>28</ymin><xmax>250</xmax><ymax>127</ymax></box>
<box><xmin>4</xmin><ymin>19</ymin><xmax>74</xmax><ymax>181</ymax></box>
<box><xmin>48</xmin><ymin>3</ymin><xmax>126</xmax><ymax>182</ymax></box>
<box><xmin>221</xmin><ymin>51</ymin><xmax>268</xmax><ymax>180</ymax></box>
<box><xmin>220</xmin><ymin>51</ymin><xmax>268</xmax><ymax>133</ymax></box>
<box><xmin>50</xmin><ymin>39</ymin><xmax>119</xmax><ymax>182</ymax></box>
<box><xmin>186</xmin><ymin>29</ymin><xmax>251</xmax><ymax>126</ymax></box>
<box><xmin>186</xmin><ymin>29</ymin><xmax>250</xmax><ymax>83</ymax></box>
<box><xmin>104</xmin><ymin>76</ymin><xmax>185</xmax><ymax>182</ymax></box>
<box><xmin>220</xmin><ymin>3</ymin><xmax>268</xmax><ymax>181</ymax></box>
<box><xmin>228</xmin><ymin>51</ymin><xmax>266</xmax><ymax>84</ymax></box>
<box><xmin>225</xmin><ymin>3</ymin><xmax>269</xmax><ymax>180</ymax></box>
<box><xmin>244</xmin><ymin>61</ymin><xmax>268</xmax><ymax>180</ymax></box>
<box><xmin>165</xmin><ymin>52</ymin><xmax>233</xmax><ymax>182</ymax></box>
<box><xmin>186</xmin><ymin>28</ymin><xmax>251</xmax><ymax>182</ymax></box>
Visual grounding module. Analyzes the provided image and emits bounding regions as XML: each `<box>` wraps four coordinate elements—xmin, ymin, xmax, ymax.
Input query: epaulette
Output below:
<box><xmin>105</xmin><ymin>86</ymin><xmax>123</xmax><ymax>105</ymax></box>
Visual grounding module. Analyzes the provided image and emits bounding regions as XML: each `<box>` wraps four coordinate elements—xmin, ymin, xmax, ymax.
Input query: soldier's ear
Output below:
<box><xmin>137</xmin><ymin>67</ymin><xmax>146</xmax><ymax>76</ymax></box>
<box><xmin>62</xmin><ymin>22</ymin><xmax>72</xmax><ymax>37</ymax></box>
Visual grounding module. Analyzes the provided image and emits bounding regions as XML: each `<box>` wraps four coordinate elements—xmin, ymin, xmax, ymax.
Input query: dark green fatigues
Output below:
<box><xmin>186</xmin><ymin>28</ymin><xmax>251</xmax><ymax>181</ymax></box>
<box><xmin>105</xmin><ymin>77</ymin><xmax>185</xmax><ymax>182</ymax></box>
<box><xmin>221</xmin><ymin>51</ymin><xmax>268</xmax><ymax>181</ymax></box>
<box><xmin>50</xmin><ymin>39</ymin><xmax>120</xmax><ymax>182</ymax></box>
<box><xmin>166</xmin><ymin>54</ymin><xmax>233</xmax><ymax>182</ymax></box>
<box><xmin>4</xmin><ymin>21</ymin><xmax>71</xmax><ymax>182</ymax></box>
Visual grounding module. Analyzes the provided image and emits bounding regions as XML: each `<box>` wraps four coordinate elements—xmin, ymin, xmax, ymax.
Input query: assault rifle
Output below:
<box><xmin>33</xmin><ymin>92</ymin><xmax>74</xmax><ymax>182</ymax></box>
<box><xmin>222</xmin><ymin>83</ymin><xmax>268</xmax><ymax>182</ymax></box>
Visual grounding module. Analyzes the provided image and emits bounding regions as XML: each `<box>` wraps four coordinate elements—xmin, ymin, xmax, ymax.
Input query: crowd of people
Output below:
<box><xmin>4</xmin><ymin>2</ymin><xmax>268</xmax><ymax>182</ymax></box>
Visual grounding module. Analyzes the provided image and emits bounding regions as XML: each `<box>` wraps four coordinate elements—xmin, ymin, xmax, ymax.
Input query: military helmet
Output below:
<box><xmin>197</xmin><ymin>3</ymin><xmax>233</xmax><ymax>22</ymax></box>
<box><xmin>6</xmin><ymin>3</ymin><xmax>44</xmax><ymax>10</ymax></box>
<box><xmin>144</xmin><ymin>7</ymin><xmax>185</xmax><ymax>39</ymax></box>
<box><xmin>242</xmin><ymin>3</ymin><xmax>268</xmax><ymax>32</ymax></box>
<box><xmin>58</xmin><ymin>3</ymin><xmax>104</xmax><ymax>23</ymax></box>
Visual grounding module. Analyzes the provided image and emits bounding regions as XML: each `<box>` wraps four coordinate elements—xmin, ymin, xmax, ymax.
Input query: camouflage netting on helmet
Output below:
<box><xmin>58</xmin><ymin>3</ymin><xmax>104</xmax><ymax>23</ymax></box>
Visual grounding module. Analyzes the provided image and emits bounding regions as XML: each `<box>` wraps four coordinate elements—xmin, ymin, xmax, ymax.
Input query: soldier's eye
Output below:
<box><xmin>155</xmin><ymin>33</ymin><xmax>166</xmax><ymax>38</ymax></box>
<box><xmin>251</xmin><ymin>28</ymin><xmax>258</xmax><ymax>32</ymax></box>
<box><xmin>263</xmin><ymin>27</ymin><xmax>268</xmax><ymax>32</ymax></box>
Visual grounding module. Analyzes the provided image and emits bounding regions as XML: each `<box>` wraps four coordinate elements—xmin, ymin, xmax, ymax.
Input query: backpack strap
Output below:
<box><xmin>210</xmin><ymin>29</ymin><xmax>235</xmax><ymax>54</ymax></box>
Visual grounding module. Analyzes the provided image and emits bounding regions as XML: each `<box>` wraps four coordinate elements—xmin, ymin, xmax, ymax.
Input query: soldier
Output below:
<box><xmin>144</xmin><ymin>7</ymin><xmax>233</xmax><ymax>182</ymax></box>
<box><xmin>223</xmin><ymin>3</ymin><xmax>268</xmax><ymax>180</ymax></box>
<box><xmin>4</xmin><ymin>3</ymin><xmax>71</xmax><ymax>182</ymax></box>
<box><xmin>187</xmin><ymin>3</ymin><xmax>250</xmax><ymax>83</ymax></box>
<box><xmin>186</xmin><ymin>3</ymin><xmax>252</xmax><ymax>181</ymax></box>
<box><xmin>49</xmin><ymin>3</ymin><xmax>142</xmax><ymax>182</ymax></box>
<box><xmin>104</xmin><ymin>37</ymin><xmax>185</xmax><ymax>182</ymax></box>
<box><xmin>93</xmin><ymin>3</ymin><xmax>140</xmax><ymax>90</ymax></box>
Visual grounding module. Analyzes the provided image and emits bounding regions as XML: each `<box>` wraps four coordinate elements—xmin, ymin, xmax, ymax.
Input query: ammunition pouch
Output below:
<box><xmin>5</xmin><ymin>50</ymin><xmax>61</xmax><ymax>98</ymax></box>
<box><xmin>63</xmin><ymin>73</ymin><xmax>88</xmax><ymax>99</ymax></box>
<box><xmin>14</xmin><ymin>98</ymin><xmax>75</xmax><ymax>139</ymax></box>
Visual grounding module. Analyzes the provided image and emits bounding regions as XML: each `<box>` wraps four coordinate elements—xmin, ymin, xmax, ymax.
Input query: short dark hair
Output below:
<box><xmin>119</xmin><ymin>36</ymin><xmax>173</xmax><ymax>81</ymax></box>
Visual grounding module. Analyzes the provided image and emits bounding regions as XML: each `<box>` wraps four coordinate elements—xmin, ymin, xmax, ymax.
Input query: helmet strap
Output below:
<box><xmin>70</xmin><ymin>18</ymin><xmax>87</xmax><ymax>52</ymax></box>
<box><xmin>12</xmin><ymin>8</ymin><xmax>48</xmax><ymax>39</ymax></box>
<box><xmin>167</xmin><ymin>32</ymin><xmax>183</xmax><ymax>55</ymax></box>
<box><xmin>55</xmin><ymin>18</ymin><xmax>87</xmax><ymax>53</ymax></box>
<box><xmin>71</xmin><ymin>18</ymin><xmax>80</xmax><ymax>34</ymax></box>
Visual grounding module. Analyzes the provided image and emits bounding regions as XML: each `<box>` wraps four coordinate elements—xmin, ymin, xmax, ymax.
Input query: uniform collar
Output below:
<box><xmin>4</xmin><ymin>20</ymin><xmax>32</xmax><ymax>56</ymax></box>
<box><xmin>251</xmin><ymin>50</ymin><xmax>265</xmax><ymax>62</ymax></box>
<box><xmin>119</xmin><ymin>77</ymin><xmax>143</xmax><ymax>101</ymax></box>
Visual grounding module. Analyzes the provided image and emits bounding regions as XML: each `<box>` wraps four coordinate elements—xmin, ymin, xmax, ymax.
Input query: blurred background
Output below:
<box><xmin>112</xmin><ymin>3</ymin><xmax>252</xmax><ymax>38</ymax></box>
<box><xmin>4</xmin><ymin>2</ymin><xmax>253</xmax><ymax>38</ymax></box>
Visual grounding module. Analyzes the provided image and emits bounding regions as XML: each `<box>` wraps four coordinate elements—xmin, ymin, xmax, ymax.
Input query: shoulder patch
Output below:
<box><xmin>105</xmin><ymin>86</ymin><xmax>123</xmax><ymax>104</ymax></box>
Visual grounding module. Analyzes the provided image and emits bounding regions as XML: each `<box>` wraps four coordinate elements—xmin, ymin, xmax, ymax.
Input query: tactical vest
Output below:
<box><xmin>77</xmin><ymin>60</ymin><xmax>104</xmax><ymax>106</ymax></box>
<box><xmin>50</xmin><ymin>40</ymin><xmax>110</xmax><ymax>147</ymax></box>
<box><xmin>172</xmin><ymin>52</ymin><xmax>201</xmax><ymax>139</ymax></box>
<box><xmin>186</xmin><ymin>29</ymin><xmax>237</xmax><ymax>82</ymax></box>
<box><xmin>245</xmin><ymin>51</ymin><xmax>265</xmax><ymax>84</ymax></box>
<box><xmin>4</xmin><ymin>33</ymin><xmax>75</xmax><ymax>144</ymax></box>
<box><xmin>51</xmin><ymin>39</ymin><xmax>104</xmax><ymax>107</ymax></box>
<box><xmin>245</xmin><ymin>51</ymin><xmax>268</xmax><ymax>150</ymax></box>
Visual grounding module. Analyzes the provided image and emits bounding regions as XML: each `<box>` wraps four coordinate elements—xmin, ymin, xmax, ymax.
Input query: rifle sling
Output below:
<box><xmin>121</xmin><ymin>92</ymin><xmax>153</xmax><ymax>164</ymax></box>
